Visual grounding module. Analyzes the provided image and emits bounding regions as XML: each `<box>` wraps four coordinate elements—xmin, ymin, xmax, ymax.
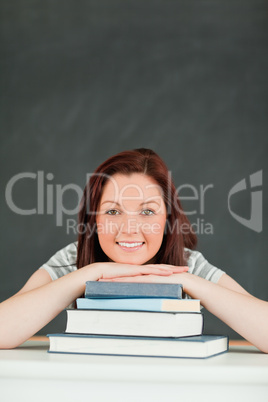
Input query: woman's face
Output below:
<box><xmin>96</xmin><ymin>173</ymin><xmax>167</xmax><ymax>265</ymax></box>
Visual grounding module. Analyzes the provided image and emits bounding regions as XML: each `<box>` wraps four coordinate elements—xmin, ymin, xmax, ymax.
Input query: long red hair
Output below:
<box><xmin>76</xmin><ymin>148</ymin><xmax>197</xmax><ymax>268</ymax></box>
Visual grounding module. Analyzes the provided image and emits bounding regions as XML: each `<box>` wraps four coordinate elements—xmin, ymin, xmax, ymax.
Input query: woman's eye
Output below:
<box><xmin>141</xmin><ymin>209</ymin><xmax>155</xmax><ymax>216</ymax></box>
<box><xmin>106</xmin><ymin>209</ymin><xmax>120</xmax><ymax>215</ymax></box>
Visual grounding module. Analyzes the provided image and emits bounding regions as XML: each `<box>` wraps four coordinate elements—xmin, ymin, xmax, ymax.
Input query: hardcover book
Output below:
<box><xmin>85</xmin><ymin>281</ymin><xmax>183</xmax><ymax>299</ymax></box>
<box><xmin>48</xmin><ymin>333</ymin><xmax>229</xmax><ymax>359</ymax></box>
<box><xmin>76</xmin><ymin>297</ymin><xmax>200</xmax><ymax>312</ymax></box>
<box><xmin>65</xmin><ymin>309</ymin><xmax>203</xmax><ymax>337</ymax></box>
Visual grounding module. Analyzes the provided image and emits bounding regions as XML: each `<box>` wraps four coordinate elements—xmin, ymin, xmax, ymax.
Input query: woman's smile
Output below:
<box><xmin>116</xmin><ymin>241</ymin><xmax>145</xmax><ymax>252</ymax></box>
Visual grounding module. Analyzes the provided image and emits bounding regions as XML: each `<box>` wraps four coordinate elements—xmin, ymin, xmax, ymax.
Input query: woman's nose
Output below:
<box><xmin>118</xmin><ymin>214</ymin><xmax>140</xmax><ymax>234</ymax></box>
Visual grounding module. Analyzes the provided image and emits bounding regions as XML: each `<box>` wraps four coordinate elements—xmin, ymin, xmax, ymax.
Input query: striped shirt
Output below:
<box><xmin>39</xmin><ymin>241</ymin><xmax>225</xmax><ymax>283</ymax></box>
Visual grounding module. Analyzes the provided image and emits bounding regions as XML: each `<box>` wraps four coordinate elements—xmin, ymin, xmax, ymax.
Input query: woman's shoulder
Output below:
<box><xmin>39</xmin><ymin>241</ymin><xmax>78</xmax><ymax>281</ymax></box>
<box><xmin>48</xmin><ymin>241</ymin><xmax>78</xmax><ymax>264</ymax></box>
<box><xmin>184</xmin><ymin>247</ymin><xmax>205</xmax><ymax>266</ymax></box>
<box><xmin>63</xmin><ymin>241</ymin><xmax>78</xmax><ymax>263</ymax></box>
<box><xmin>184</xmin><ymin>247</ymin><xmax>226</xmax><ymax>283</ymax></box>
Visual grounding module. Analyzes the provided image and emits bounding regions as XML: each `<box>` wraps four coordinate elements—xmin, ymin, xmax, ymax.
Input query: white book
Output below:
<box><xmin>65</xmin><ymin>309</ymin><xmax>203</xmax><ymax>337</ymax></box>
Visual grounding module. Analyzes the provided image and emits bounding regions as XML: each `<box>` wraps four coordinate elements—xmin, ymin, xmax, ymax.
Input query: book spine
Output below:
<box><xmin>85</xmin><ymin>281</ymin><xmax>183</xmax><ymax>299</ymax></box>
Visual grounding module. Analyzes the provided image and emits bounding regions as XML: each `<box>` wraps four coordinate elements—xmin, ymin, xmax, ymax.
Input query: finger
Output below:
<box><xmin>101</xmin><ymin>268</ymin><xmax>174</xmax><ymax>280</ymax></box>
<box><xmin>99</xmin><ymin>275</ymin><xmax>169</xmax><ymax>283</ymax></box>
<box><xmin>104</xmin><ymin>270</ymin><xmax>173</xmax><ymax>280</ymax></box>
<box><xmin>174</xmin><ymin>267</ymin><xmax>189</xmax><ymax>272</ymax></box>
<box><xmin>99</xmin><ymin>276</ymin><xmax>155</xmax><ymax>283</ymax></box>
<box><xmin>163</xmin><ymin>267</ymin><xmax>188</xmax><ymax>272</ymax></box>
<box><xmin>145</xmin><ymin>265</ymin><xmax>189</xmax><ymax>272</ymax></box>
<box><xmin>139</xmin><ymin>268</ymin><xmax>173</xmax><ymax>275</ymax></box>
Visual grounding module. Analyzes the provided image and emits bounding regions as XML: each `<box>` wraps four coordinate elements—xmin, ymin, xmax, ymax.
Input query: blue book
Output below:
<box><xmin>76</xmin><ymin>297</ymin><xmax>200</xmax><ymax>312</ymax></box>
<box><xmin>47</xmin><ymin>333</ymin><xmax>229</xmax><ymax>359</ymax></box>
<box><xmin>85</xmin><ymin>281</ymin><xmax>183</xmax><ymax>299</ymax></box>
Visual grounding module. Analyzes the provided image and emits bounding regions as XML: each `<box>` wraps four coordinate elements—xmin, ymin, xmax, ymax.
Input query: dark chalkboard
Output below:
<box><xmin>1</xmin><ymin>0</ymin><xmax>267</xmax><ymax>338</ymax></box>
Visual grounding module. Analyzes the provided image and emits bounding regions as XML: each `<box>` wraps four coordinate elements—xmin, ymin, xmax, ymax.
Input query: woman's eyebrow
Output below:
<box><xmin>100</xmin><ymin>201</ymin><xmax>121</xmax><ymax>206</ymax></box>
<box><xmin>140</xmin><ymin>200</ymin><xmax>161</xmax><ymax>206</ymax></box>
<box><xmin>100</xmin><ymin>200</ymin><xmax>161</xmax><ymax>207</ymax></box>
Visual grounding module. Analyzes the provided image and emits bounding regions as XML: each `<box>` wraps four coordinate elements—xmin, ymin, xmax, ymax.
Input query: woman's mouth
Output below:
<box><xmin>116</xmin><ymin>241</ymin><xmax>144</xmax><ymax>252</ymax></box>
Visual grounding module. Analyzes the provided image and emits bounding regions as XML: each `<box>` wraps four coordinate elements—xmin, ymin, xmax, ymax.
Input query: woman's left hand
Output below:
<box><xmin>99</xmin><ymin>273</ymin><xmax>187</xmax><ymax>284</ymax></box>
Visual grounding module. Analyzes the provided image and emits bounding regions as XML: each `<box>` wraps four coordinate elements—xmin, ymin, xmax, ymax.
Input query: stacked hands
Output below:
<box><xmin>89</xmin><ymin>262</ymin><xmax>189</xmax><ymax>284</ymax></box>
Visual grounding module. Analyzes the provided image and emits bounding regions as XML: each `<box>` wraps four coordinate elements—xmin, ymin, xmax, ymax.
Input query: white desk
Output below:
<box><xmin>0</xmin><ymin>340</ymin><xmax>268</xmax><ymax>402</ymax></box>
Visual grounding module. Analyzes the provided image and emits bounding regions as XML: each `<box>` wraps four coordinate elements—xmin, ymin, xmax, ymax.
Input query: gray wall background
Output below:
<box><xmin>1</xmin><ymin>0</ymin><xmax>267</xmax><ymax>338</ymax></box>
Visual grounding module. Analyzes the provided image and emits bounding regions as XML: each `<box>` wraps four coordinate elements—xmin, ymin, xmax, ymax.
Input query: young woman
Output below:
<box><xmin>0</xmin><ymin>148</ymin><xmax>267</xmax><ymax>351</ymax></box>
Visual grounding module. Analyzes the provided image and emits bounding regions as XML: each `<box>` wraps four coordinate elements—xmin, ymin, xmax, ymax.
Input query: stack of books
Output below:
<box><xmin>48</xmin><ymin>282</ymin><xmax>228</xmax><ymax>358</ymax></box>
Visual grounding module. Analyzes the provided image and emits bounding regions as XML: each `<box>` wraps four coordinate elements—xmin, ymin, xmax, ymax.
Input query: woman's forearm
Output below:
<box><xmin>0</xmin><ymin>266</ymin><xmax>97</xmax><ymax>349</ymax></box>
<box><xmin>0</xmin><ymin>262</ymin><xmax>180</xmax><ymax>349</ymax></box>
<box><xmin>183</xmin><ymin>273</ymin><xmax>268</xmax><ymax>353</ymax></box>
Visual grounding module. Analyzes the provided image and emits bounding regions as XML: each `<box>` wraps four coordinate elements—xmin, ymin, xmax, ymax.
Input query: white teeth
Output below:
<box><xmin>118</xmin><ymin>242</ymin><xmax>143</xmax><ymax>248</ymax></box>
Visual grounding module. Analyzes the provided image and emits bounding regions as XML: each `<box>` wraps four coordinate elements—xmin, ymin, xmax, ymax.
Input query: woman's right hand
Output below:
<box><xmin>83</xmin><ymin>262</ymin><xmax>189</xmax><ymax>281</ymax></box>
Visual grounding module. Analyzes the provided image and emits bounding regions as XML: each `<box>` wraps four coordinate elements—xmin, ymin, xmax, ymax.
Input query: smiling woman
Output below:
<box><xmin>0</xmin><ymin>148</ymin><xmax>268</xmax><ymax>352</ymax></box>
<box><xmin>76</xmin><ymin>148</ymin><xmax>197</xmax><ymax>268</ymax></box>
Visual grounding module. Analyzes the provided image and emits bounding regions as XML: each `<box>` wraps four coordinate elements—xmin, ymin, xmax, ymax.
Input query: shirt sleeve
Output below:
<box><xmin>185</xmin><ymin>248</ymin><xmax>226</xmax><ymax>283</ymax></box>
<box><xmin>38</xmin><ymin>242</ymin><xmax>78</xmax><ymax>281</ymax></box>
